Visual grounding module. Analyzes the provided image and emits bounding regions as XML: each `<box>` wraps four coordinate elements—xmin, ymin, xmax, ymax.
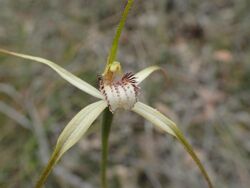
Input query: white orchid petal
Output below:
<box><xmin>132</xmin><ymin>102</ymin><xmax>213</xmax><ymax>188</ymax></box>
<box><xmin>56</xmin><ymin>100</ymin><xmax>107</xmax><ymax>157</ymax></box>
<box><xmin>36</xmin><ymin>100</ymin><xmax>107</xmax><ymax>187</ymax></box>
<box><xmin>134</xmin><ymin>66</ymin><xmax>161</xmax><ymax>84</ymax></box>
<box><xmin>0</xmin><ymin>49</ymin><xmax>104</xmax><ymax>99</ymax></box>
<box><xmin>132</xmin><ymin>102</ymin><xmax>174</xmax><ymax>135</ymax></box>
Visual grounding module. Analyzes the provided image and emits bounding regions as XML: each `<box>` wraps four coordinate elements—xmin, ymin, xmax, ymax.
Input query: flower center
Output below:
<box><xmin>99</xmin><ymin>73</ymin><xmax>139</xmax><ymax>112</ymax></box>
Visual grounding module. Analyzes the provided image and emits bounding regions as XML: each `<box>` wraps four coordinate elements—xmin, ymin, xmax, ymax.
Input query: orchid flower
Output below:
<box><xmin>0</xmin><ymin>0</ymin><xmax>213</xmax><ymax>188</ymax></box>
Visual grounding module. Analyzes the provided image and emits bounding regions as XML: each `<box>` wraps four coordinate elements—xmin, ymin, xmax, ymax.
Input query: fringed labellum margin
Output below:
<box><xmin>99</xmin><ymin>73</ymin><xmax>140</xmax><ymax>112</ymax></box>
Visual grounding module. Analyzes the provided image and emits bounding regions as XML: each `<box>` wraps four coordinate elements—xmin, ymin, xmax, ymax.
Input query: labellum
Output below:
<box><xmin>99</xmin><ymin>72</ymin><xmax>140</xmax><ymax>112</ymax></box>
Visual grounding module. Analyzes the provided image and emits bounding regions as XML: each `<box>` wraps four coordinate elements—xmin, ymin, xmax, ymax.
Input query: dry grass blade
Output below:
<box><xmin>0</xmin><ymin>101</ymin><xmax>31</xmax><ymax>130</ymax></box>
<box><xmin>132</xmin><ymin>102</ymin><xmax>213</xmax><ymax>188</ymax></box>
<box><xmin>0</xmin><ymin>83</ymin><xmax>21</xmax><ymax>100</ymax></box>
<box><xmin>35</xmin><ymin>100</ymin><xmax>107</xmax><ymax>188</ymax></box>
<box><xmin>0</xmin><ymin>48</ymin><xmax>104</xmax><ymax>99</ymax></box>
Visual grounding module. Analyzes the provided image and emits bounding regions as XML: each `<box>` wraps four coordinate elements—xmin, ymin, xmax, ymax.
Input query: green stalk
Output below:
<box><xmin>35</xmin><ymin>148</ymin><xmax>60</xmax><ymax>188</ymax></box>
<box><xmin>104</xmin><ymin>0</ymin><xmax>134</xmax><ymax>74</ymax></box>
<box><xmin>101</xmin><ymin>1</ymin><xmax>133</xmax><ymax>186</ymax></box>
<box><xmin>101</xmin><ymin>108</ymin><xmax>114</xmax><ymax>188</ymax></box>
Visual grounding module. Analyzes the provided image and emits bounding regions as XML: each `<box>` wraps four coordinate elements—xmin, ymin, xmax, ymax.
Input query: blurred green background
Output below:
<box><xmin>0</xmin><ymin>0</ymin><xmax>250</xmax><ymax>187</ymax></box>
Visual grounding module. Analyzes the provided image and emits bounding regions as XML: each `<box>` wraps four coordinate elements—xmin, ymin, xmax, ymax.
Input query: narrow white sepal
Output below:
<box><xmin>0</xmin><ymin>49</ymin><xmax>104</xmax><ymax>99</ymax></box>
<box><xmin>56</xmin><ymin>100</ymin><xmax>107</xmax><ymax>158</ymax></box>
<box><xmin>132</xmin><ymin>102</ymin><xmax>213</xmax><ymax>188</ymax></box>
<box><xmin>132</xmin><ymin>102</ymin><xmax>175</xmax><ymax>135</ymax></box>
<box><xmin>134</xmin><ymin>66</ymin><xmax>161</xmax><ymax>84</ymax></box>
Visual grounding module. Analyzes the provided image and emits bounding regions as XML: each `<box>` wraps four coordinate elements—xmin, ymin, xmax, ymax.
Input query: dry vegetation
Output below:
<box><xmin>0</xmin><ymin>0</ymin><xmax>250</xmax><ymax>187</ymax></box>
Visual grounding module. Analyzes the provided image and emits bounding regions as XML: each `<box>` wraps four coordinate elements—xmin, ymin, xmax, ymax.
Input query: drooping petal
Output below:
<box><xmin>132</xmin><ymin>102</ymin><xmax>213</xmax><ymax>188</ymax></box>
<box><xmin>35</xmin><ymin>100</ymin><xmax>107</xmax><ymax>188</ymax></box>
<box><xmin>0</xmin><ymin>49</ymin><xmax>104</xmax><ymax>99</ymax></box>
<box><xmin>134</xmin><ymin>66</ymin><xmax>162</xmax><ymax>84</ymax></box>
<box><xmin>132</xmin><ymin>102</ymin><xmax>174</xmax><ymax>135</ymax></box>
<box><xmin>56</xmin><ymin>100</ymin><xmax>107</xmax><ymax>157</ymax></box>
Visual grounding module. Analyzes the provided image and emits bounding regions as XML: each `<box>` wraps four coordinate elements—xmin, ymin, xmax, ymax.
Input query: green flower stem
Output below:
<box><xmin>101</xmin><ymin>108</ymin><xmax>114</xmax><ymax>188</ymax></box>
<box><xmin>104</xmin><ymin>0</ymin><xmax>134</xmax><ymax>74</ymax></box>
<box><xmin>35</xmin><ymin>148</ymin><xmax>60</xmax><ymax>188</ymax></box>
